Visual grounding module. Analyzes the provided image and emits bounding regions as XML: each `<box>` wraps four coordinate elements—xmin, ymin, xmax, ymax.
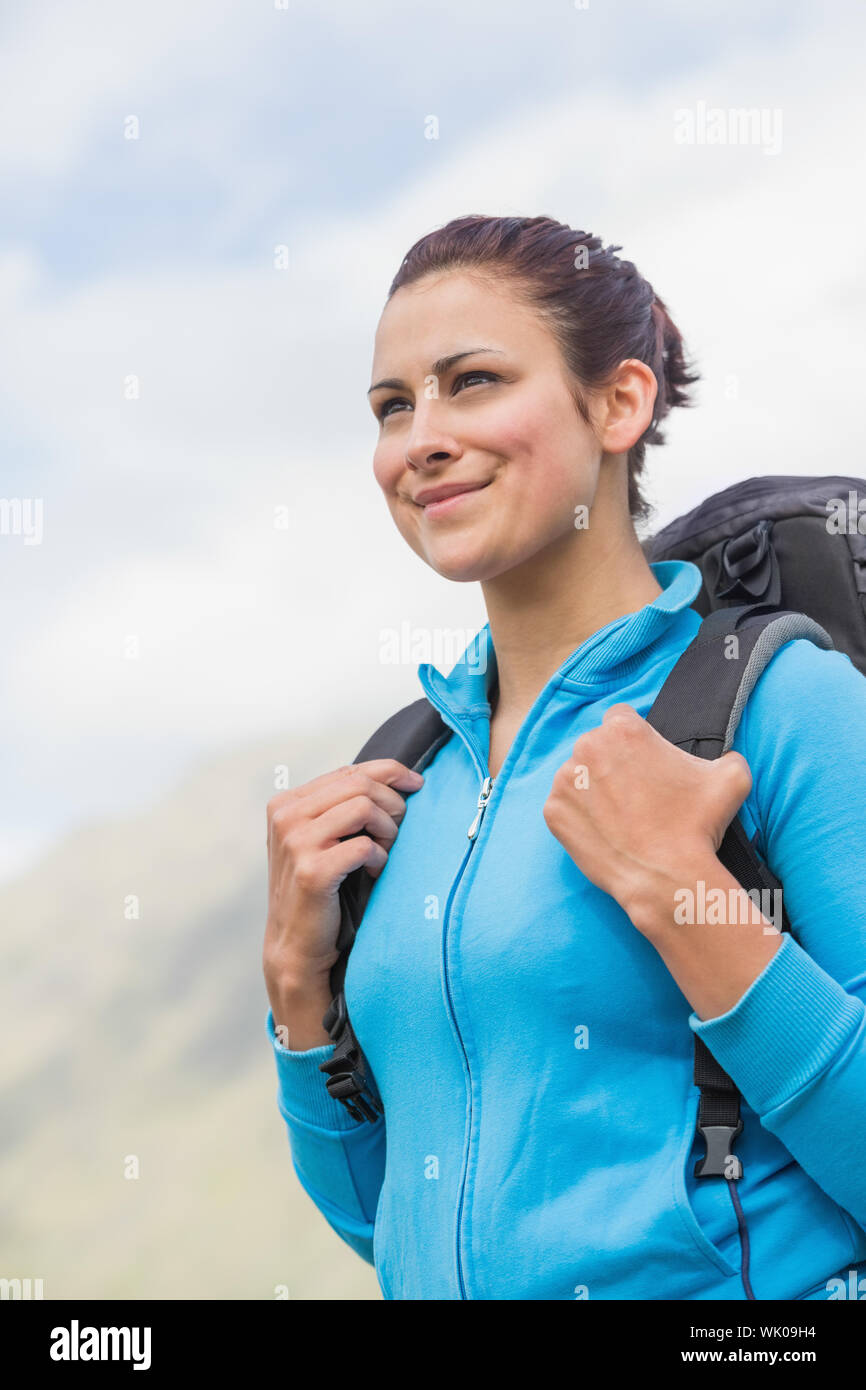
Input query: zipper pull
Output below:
<box><xmin>467</xmin><ymin>776</ymin><xmax>494</xmax><ymax>839</ymax></box>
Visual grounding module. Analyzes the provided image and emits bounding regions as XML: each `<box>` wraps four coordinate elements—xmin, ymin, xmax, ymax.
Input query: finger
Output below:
<box><xmin>294</xmin><ymin>768</ymin><xmax>414</xmax><ymax>828</ymax></box>
<box><xmin>348</xmin><ymin>758</ymin><xmax>426</xmax><ymax>790</ymax></box>
<box><xmin>269</xmin><ymin>758</ymin><xmax>423</xmax><ymax>816</ymax></box>
<box><xmin>602</xmin><ymin>702</ymin><xmax>640</xmax><ymax>724</ymax></box>
<box><xmin>717</xmin><ymin>750</ymin><xmax>753</xmax><ymax>796</ymax></box>
<box><xmin>313</xmin><ymin>794</ymin><xmax>401</xmax><ymax>853</ymax></box>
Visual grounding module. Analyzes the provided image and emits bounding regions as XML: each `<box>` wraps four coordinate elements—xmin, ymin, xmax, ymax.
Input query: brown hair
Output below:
<box><xmin>387</xmin><ymin>214</ymin><xmax>700</xmax><ymax>526</ymax></box>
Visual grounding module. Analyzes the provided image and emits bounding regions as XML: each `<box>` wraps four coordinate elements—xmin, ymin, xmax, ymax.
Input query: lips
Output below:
<box><xmin>414</xmin><ymin>481</ymin><xmax>491</xmax><ymax>507</ymax></box>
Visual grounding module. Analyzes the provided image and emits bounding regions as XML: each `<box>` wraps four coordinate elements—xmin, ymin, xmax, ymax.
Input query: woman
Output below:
<box><xmin>262</xmin><ymin>215</ymin><xmax>866</xmax><ymax>1300</ymax></box>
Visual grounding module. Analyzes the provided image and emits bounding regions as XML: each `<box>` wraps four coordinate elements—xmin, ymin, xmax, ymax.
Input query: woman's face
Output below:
<box><xmin>368</xmin><ymin>270</ymin><xmax>617</xmax><ymax>583</ymax></box>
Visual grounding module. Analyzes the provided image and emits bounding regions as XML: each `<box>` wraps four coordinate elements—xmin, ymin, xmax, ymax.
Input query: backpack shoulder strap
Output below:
<box><xmin>318</xmin><ymin>698</ymin><xmax>450</xmax><ymax>1122</ymax></box>
<box><xmin>334</xmin><ymin>698</ymin><xmax>451</xmax><ymax>960</ymax></box>
<box><xmin>646</xmin><ymin>602</ymin><xmax>834</xmax><ymax>1177</ymax></box>
<box><xmin>646</xmin><ymin>601</ymin><xmax>834</xmax><ymax>757</ymax></box>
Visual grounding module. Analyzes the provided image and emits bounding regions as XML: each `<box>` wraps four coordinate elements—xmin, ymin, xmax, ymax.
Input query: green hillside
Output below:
<box><xmin>0</xmin><ymin>721</ymin><xmax>386</xmax><ymax>1300</ymax></box>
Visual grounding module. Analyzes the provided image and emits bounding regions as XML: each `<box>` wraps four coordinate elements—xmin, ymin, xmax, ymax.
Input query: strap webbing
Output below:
<box><xmin>645</xmin><ymin>603</ymin><xmax>828</xmax><ymax>1177</ymax></box>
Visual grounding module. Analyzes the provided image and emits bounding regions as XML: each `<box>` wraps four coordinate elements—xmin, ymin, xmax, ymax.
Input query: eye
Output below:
<box><xmin>376</xmin><ymin>370</ymin><xmax>500</xmax><ymax>422</ymax></box>
<box><xmin>454</xmin><ymin>370</ymin><xmax>499</xmax><ymax>391</ymax></box>
<box><xmin>377</xmin><ymin>395</ymin><xmax>410</xmax><ymax>422</ymax></box>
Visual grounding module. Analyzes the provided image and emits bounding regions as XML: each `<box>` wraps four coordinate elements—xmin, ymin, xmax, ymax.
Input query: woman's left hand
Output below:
<box><xmin>542</xmin><ymin>702</ymin><xmax>754</xmax><ymax>934</ymax></box>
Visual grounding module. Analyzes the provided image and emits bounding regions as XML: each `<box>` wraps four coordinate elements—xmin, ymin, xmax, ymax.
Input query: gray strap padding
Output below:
<box><xmin>722</xmin><ymin>614</ymin><xmax>834</xmax><ymax>753</ymax></box>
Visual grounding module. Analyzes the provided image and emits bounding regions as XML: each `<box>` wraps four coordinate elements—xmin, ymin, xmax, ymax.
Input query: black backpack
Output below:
<box><xmin>318</xmin><ymin>474</ymin><xmax>866</xmax><ymax>1191</ymax></box>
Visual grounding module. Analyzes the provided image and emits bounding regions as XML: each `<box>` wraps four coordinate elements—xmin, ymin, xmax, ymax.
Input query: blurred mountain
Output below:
<box><xmin>0</xmin><ymin>714</ymin><xmax>390</xmax><ymax>1299</ymax></box>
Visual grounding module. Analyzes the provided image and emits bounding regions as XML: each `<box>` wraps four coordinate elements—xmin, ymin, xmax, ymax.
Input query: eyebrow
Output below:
<box><xmin>367</xmin><ymin>347</ymin><xmax>505</xmax><ymax>396</ymax></box>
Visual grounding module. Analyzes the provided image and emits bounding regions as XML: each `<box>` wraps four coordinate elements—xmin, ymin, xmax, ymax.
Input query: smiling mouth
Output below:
<box><xmin>417</xmin><ymin>481</ymin><xmax>493</xmax><ymax>515</ymax></box>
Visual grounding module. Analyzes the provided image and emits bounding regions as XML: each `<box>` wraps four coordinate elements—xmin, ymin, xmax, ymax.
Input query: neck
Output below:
<box><xmin>482</xmin><ymin>463</ymin><xmax>663</xmax><ymax>721</ymax></box>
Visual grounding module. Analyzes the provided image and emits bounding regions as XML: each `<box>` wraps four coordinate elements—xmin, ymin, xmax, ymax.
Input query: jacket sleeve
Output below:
<box><xmin>265</xmin><ymin>1006</ymin><xmax>386</xmax><ymax>1265</ymax></box>
<box><xmin>688</xmin><ymin>638</ymin><xmax>866</xmax><ymax>1237</ymax></box>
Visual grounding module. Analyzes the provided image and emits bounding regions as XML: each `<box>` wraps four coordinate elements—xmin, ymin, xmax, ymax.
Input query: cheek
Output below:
<box><xmin>371</xmin><ymin>449</ymin><xmax>425</xmax><ymax>549</ymax></box>
<box><xmin>499</xmin><ymin>436</ymin><xmax>594</xmax><ymax>521</ymax></box>
<box><xmin>372</xmin><ymin>441</ymin><xmax>402</xmax><ymax>495</ymax></box>
<box><xmin>491</xmin><ymin>398</ymin><xmax>596</xmax><ymax>499</ymax></box>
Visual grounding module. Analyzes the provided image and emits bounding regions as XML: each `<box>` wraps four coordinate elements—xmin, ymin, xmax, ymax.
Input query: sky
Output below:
<box><xmin>1</xmin><ymin>0</ymin><xmax>865</xmax><ymax>880</ymax></box>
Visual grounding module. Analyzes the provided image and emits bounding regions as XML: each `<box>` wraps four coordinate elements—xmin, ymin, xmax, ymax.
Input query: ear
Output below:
<box><xmin>598</xmin><ymin>359</ymin><xmax>658</xmax><ymax>456</ymax></box>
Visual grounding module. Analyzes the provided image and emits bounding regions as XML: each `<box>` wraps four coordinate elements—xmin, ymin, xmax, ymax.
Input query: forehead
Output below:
<box><xmin>372</xmin><ymin>270</ymin><xmax>551</xmax><ymax>368</ymax></box>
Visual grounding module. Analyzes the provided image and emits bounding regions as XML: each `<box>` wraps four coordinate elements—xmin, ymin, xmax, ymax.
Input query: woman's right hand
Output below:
<box><xmin>262</xmin><ymin>759</ymin><xmax>425</xmax><ymax>1050</ymax></box>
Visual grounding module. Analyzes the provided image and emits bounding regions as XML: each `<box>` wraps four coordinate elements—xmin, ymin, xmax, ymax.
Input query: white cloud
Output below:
<box><xmin>0</xmin><ymin>0</ymin><xmax>251</xmax><ymax>176</ymax></box>
<box><xmin>1</xmin><ymin>0</ymin><xmax>865</xmax><ymax>879</ymax></box>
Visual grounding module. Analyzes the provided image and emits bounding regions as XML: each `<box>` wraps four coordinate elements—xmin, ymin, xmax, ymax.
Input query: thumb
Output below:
<box><xmin>714</xmin><ymin>750</ymin><xmax>753</xmax><ymax>805</ymax></box>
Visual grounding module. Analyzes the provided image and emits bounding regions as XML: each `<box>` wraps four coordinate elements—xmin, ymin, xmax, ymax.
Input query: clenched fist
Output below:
<box><xmin>542</xmin><ymin>703</ymin><xmax>752</xmax><ymax>932</ymax></box>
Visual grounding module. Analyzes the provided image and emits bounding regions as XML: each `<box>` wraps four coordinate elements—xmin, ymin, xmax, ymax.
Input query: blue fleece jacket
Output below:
<box><xmin>266</xmin><ymin>560</ymin><xmax>866</xmax><ymax>1300</ymax></box>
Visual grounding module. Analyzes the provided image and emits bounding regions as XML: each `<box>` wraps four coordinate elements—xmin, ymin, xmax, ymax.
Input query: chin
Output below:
<box><xmin>422</xmin><ymin>542</ymin><xmax>511</xmax><ymax>584</ymax></box>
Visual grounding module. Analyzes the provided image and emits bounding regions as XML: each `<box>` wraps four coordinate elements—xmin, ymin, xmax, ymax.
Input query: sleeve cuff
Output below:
<box><xmin>265</xmin><ymin>1006</ymin><xmax>368</xmax><ymax>1132</ymax></box>
<box><xmin>688</xmin><ymin>933</ymin><xmax>864</xmax><ymax>1115</ymax></box>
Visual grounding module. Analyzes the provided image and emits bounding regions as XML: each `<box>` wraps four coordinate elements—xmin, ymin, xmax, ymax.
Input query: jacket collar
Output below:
<box><xmin>417</xmin><ymin>560</ymin><xmax>704</xmax><ymax>717</ymax></box>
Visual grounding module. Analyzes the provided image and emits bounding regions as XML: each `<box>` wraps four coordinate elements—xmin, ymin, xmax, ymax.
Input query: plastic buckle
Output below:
<box><xmin>694</xmin><ymin>1120</ymin><xmax>744</xmax><ymax>1179</ymax></box>
<box><xmin>319</xmin><ymin>990</ymin><xmax>383</xmax><ymax>1123</ymax></box>
<box><xmin>323</xmin><ymin>1071</ymin><xmax>383</xmax><ymax>1123</ymax></box>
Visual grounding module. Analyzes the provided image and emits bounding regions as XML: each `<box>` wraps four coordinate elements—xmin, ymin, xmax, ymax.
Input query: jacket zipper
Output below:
<box><xmin>467</xmin><ymin>776</ymin><xmax>493</xmax><ymax>839</ymax></box>
<box><xmin>418</xmin><ymin>679</ymin><xmax>494</xmax><ymax>1299</ymax></box>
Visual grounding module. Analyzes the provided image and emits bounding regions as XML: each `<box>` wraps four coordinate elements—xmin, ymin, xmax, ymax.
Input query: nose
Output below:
<box><xmin>405</xmin><ymin>406</ymin><xmax>459</xmax><ymax>470</ymax></box>
<box><xmin>406</xmin><ymin>442</ymin><xmax>454</xmax><ymax>469</ymax></box>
